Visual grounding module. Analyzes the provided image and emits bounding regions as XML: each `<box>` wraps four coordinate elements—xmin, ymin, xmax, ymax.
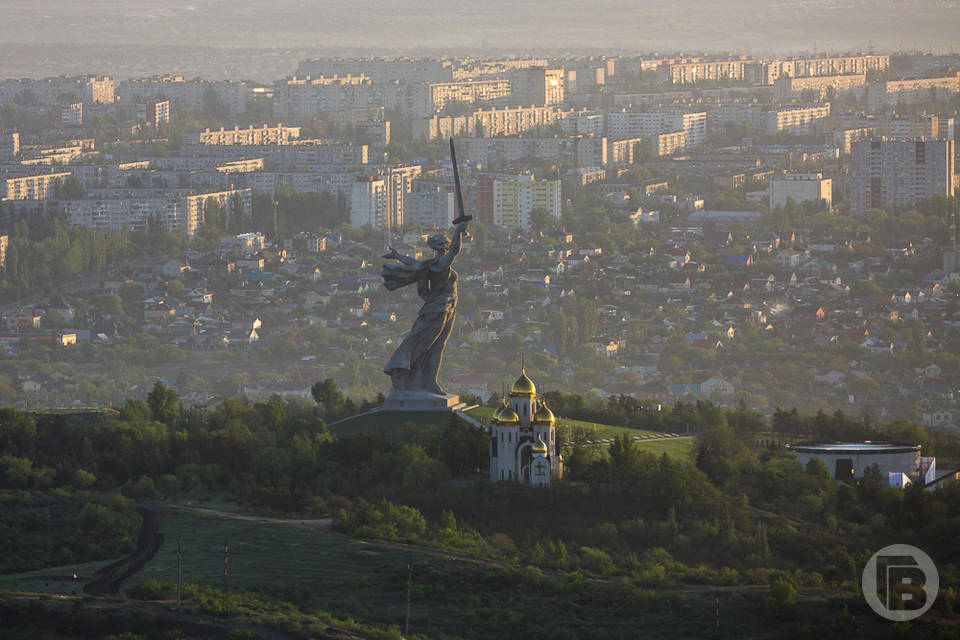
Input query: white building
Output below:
<box><xmin>786</xmin><ymin>442</ymin><xmax>926</xmax><ymax>484</ymax></box>
<box><xmin>489</xmin><ymin>366</ymin><xmax>563</xmax><ymax>486</ymax></box>
<box><xmin>606</xmin><ymin>111</ymin><xmax>707</xmax><ymax>147</ymax></box>
<box><xmin>769</xmin><ymin>173</ymin><xmax>832</xmax><ymax>210</ymax></box>
<box><xmin>350</xmin><ymin>176</ymin><xmax>388</xmax><ymax>229</ymax></box>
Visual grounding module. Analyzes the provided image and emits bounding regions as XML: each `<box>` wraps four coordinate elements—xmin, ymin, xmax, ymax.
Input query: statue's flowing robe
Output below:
<box><xmin>381</xmin><ymin>259</ymin><xmax>457</xmax><ymax>393</ymax></box>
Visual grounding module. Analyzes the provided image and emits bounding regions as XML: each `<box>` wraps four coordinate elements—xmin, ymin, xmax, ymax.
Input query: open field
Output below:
<box><xmin>0</xmin><ymin>558</ymin><xmax>117</xmax><ymax>595</ymax></box>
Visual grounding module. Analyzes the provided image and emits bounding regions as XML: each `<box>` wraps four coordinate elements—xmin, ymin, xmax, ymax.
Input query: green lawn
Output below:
<box><xmin>136</xmin><ymin>510</ymin><xmax>412</xmax><ymax>595</ymax></box>
<box><xmin>0</xmin><ymin>558</ymin><xmax>118</xmax><ymax>595</ymax></box>
<box><xmin>129</xmin><ymin>509</ymin><xmax>719</xmax><ymax>638</ymax></box>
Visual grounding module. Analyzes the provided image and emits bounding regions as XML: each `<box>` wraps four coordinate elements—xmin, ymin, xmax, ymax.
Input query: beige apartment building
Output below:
<box><xmin>415</xmin><ymin>106</ymin><xmax>568</xmax><ymax>140</ymax></box>
<box><xmin>773</xmin><ymin>74</ymin><xmax>867</xmax><ymax>101</ymax></box>
<box><xmin>2</xmin><ymin>171</ymin><xmax>73</xmax><ymax>200</ymax></box>
<box><xmin>185</xmin><ymin>124</ymin><xmax>302</xmax><ymax>145</ymax></box>
<box><xmin>867</xmin><ymin>74</ymin><xmax>960</xmax><ymax>107</ymax></box>
<box><xmin>0</xmin><ymin>75</ymin><xmax>114</xmax><ymax>105</ymax></box>
<box><xmin>421</xmin><ymin>79</ymin><xmax>513</xmax><ymax>114</ymax></box>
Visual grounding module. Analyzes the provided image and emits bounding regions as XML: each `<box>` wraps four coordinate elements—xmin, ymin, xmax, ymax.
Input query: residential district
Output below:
<box><xmin>0</xmin><ymin>51</ymin><xmax>959</xmax><ymax>433</ymax></box>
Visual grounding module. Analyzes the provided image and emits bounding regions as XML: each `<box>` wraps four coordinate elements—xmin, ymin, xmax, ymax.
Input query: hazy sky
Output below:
<box><xmin>2</xmin><ymin>0</ymin><xmax>959</xmax><ymax>54</ymax></box>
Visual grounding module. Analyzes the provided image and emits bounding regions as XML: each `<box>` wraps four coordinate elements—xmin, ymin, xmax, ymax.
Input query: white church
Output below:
<box><xmin>489</xmin><ymin>365</ymin><xmax>564</xmax><ymax>486</ymax></box>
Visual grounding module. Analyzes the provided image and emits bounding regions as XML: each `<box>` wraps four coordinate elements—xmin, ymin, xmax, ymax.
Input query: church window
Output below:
<box><xmin>535</xmin><ymin>461</ymin><xmax>546</xmax><ymax>476</ymax></box>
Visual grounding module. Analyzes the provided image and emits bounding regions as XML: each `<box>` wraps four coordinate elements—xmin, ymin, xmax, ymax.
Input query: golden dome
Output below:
<box><xmin>532</xmin><ymin>435</ymin><xmax>548</xmax><ymax>454</ymax></box>
<box><xmin>533</xmin><ymin>402</ymin><xmax>556</xmax><ymax>425</ymax></box>
<box><xmin>492</xmin><ymin>400</ymin><xmax>520</xmax><ymax>425</ymax></box>
<box><xmin>510</xmin><ymin>369</ymin><xmax>537</xmax><ymax>397</ymax></box>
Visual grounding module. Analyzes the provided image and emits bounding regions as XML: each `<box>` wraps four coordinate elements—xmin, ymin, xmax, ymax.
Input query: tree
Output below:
<box><xmin>529</xmin><ymin>207</ymin><xmax>551</xmax><ymax>233</ymax></box>
<box><xmin>147</xmin><ymin>381</ymin><xmax>180</xmax><ymax>425</ymax></box>
<box><xmin>311</xmin><ymin>378</ymin><xmax>345</xmax><ymax>420</ymax></box>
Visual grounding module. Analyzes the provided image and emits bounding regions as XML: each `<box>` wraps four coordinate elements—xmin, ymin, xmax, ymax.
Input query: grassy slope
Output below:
<box><xmin>127</xmin><ymin>509</ymin><xmax>720</xmax><ymax>638</ymax></box>
<box><xmin>468</xmin><ymin>406</ymin><xmax>699</xmax><ymax>462</ymax></box>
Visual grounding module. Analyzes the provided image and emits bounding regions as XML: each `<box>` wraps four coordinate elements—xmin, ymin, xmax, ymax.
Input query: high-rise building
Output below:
<box><xmin>0</xmin><ymin>234</ymin><xmax>8</xmax><ymax>272</ymax></box>
<box><xmin>350</xmin><ymin>176</ymin><xmax>388</xmax><ymax>230</ymax></box>
<box><xmin>851</xmin><ymin>139</ymin><xmax>955</xmax><ymax>212</ymax></box>
<box><xmin>492</xmin><ymin>175</ymin><xmax>561</xmax><ymax>230</ymax></box>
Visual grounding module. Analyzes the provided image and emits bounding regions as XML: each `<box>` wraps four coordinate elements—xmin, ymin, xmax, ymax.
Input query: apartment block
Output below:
<box><xmin>405</xmin><ymin>182</ymin><xmax>456</xmax><ymax>228</ymax></box>
<box><xmin>777</xmin><ymin>54</ymin><xmax>889</xmax><ymax>80</ymax></box>
<box><xmin>851</xmin><ymin>139</ymin><xmax>955</xmax><ymax>212</ymax></box>
<box><xmin>64</xmin><ymin>188</ymin><xmax>251</xmax><ymax>237</ymax></box>
<box><xmin>0</xmin><ymin>234</ymin><xmax>7</xmax><ymax>271</ymax></box>
<box><xmin>880</xmin><ymin>115</ymin><xmax>954</xmax><ymax>141</ymax></box>
<box><xmin>0</xmin><ymin>133</ymin><xmax>19</xmax><ymax>158</ymax></box>
<box><xmin>509</xmin><ymin>67</ymin><xmax>565</xmax><ymax>106</ymax></box>
<box><xmin>178</xmin><ymin>141</ymin><xmax>368</xmax><ymax>169</ymax></box>
<box><xmin>185</xmin><ymin>124</ymin><xmax>302</xmax><ymax>146</ymax></box>
<box><xmin>756</xmin><ymin>104</ymin><xmax>831</xmax><ymax>135</ymax></box>
<box><xmin>609</xmin><ymin>137</ymin><xmax>646</xmax><ymax>164</ymax></box>
<box><xmin>60</xmin><ymin>102</ymin><xmax>83</xmax><ymax>125</ymax></box>
<box><xmin>2</xmin><ymin>171</ymin><xmax>73</xmax><ymax>200</ymax></box>
<box><xmin>273</xmin><ymin>75</ymin><xmax>377</xmax><ymax>118</ymax></box>
<box><xmin>653</xmin><ymin>131</ymin><xmax>687</xmax><ymax>156</ymax></box>
<box><xmin>136</xmin><ymin>100</ymin><xmax>170</xmax><ymax>127</ymax></box>
<box><xmin>118</xmin><ymin>76</ymin><xmax>247</xmax><ymax>116</ymax></box>
<box><xmin>606</xmin><ymin>111</ymin><xmax>706</xmax><ymax>147</ymax></box>
<box><xmin>0</xmin><ymin>75</ymin><xmax>114</xmax><ymax>105</ymax></box>
<box><xmin>492</xmin><ymin>175</ymin><xmax>561</xmax><ymax>230</ymax></box>
<box><xmin>414</xmin><ymin>106</ymin><xmax>568</xmax><ymax>140</ymax></box>
<box><xmin>575</xmin><ymin>136</ymin><xmax>608</xmax><ymax>167</ymax></box>
<box><xmin>867</xmin><ymin>74</ymin><xmax>960</xmax><ymax>108</ymax></box>
<box><xmin>350</xmin><ymin>176</ymin><xmax>388</xmax><ymax>230</ymax></box>
<box><xmin>660</xmin><ymin>57</ymin><xmax>756</xmax><ymax>84</ymax></box>
<box><xmin>420</xmin><ymin>79</ymin><xmax>513</xmax><ymax>115</ymax></box>
<box><xmin>773</xmin><ymin>74</ymin><xmax>866</xmax><ymax>101</ymax></box>
<box><xmin>770</xmin><ymin>173</ymin><xmax>832</xmax><ymax>209</ymax></box>
<box><xmin>463</xmin><ymin>137</ymin><xmax>567</xmax><ymax>165</ymax></box>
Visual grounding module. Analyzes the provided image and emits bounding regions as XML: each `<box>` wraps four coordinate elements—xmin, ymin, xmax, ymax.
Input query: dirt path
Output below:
<box><xmin>84</xmin><ymin>508</ymin><xmax>164</xmax><ymax>595</ymax></box>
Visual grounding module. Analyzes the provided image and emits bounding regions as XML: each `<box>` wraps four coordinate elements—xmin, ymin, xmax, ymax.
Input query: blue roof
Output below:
<box><xmin>724</xmin><ymin>254</ymin><xmax>752</xmax><ymax>264</ymax></box>
<box><xmin>245</xmin><ymin>272</ymin><xmax>275</xmax><ymax>281</ymax></box>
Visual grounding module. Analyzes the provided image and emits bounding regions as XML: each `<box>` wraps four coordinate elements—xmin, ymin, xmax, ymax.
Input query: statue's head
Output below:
<box><xmin>427</xmin><ymin>233</ymin><xmax>449</xmax><ymax>252</ymax></box>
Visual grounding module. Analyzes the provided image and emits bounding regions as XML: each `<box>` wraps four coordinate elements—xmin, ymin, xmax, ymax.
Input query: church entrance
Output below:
<box><xmin>519</xmin><ymin>444</ymin><xmax>532</xmax><ymax>483</ymax></box>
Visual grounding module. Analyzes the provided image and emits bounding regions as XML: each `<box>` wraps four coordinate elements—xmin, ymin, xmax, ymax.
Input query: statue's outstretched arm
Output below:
<box><xmin>383</xmin><ymin>245</ymin><xmax>417</xmax><ymax>265</ymax></box>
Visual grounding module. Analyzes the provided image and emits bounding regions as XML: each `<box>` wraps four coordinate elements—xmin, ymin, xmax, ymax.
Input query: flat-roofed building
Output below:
<box><xmin>770</xmin><ymin>172</ymin><xmax>832</xmax><ymax>209</ymax></box>
<box><xmin>63</xmin><ymin>187</ymin><xmax>251</xmax><ymax>237</ymax></box>
<box><xmin>868</xmin><ymin>74</ymin><xmax>960</xmax><ymax>107</ymax></box>
<box><xmin>118</xmin><ymin>76</ymin><xmax>246</xmax><ymax>115</ymax></box>
<box><xmin>851</xmin><ymin>138</ymin><xmax>955</xmax><ymax>212</ymax></box>
<box><xmin>2</xmin><ymin>171</ymin><xmax>73</xmax><ymax>200</ymax></box>
<box><xmin>493</xmin><ymin>175</ymin><xmax>561</xmax><ymax>230</ymax></box>
<box><xmin>350</xmin><ymin>176</ymin><xmax>388</xmax><ymax>230</ymax></box>
<box><xmin>773</xmin><ymin>74</ymin><xmax>866</xmax><ymax>101</ymax></box>
<box><xmin>185</xmin><ymin>124</ymin><xmax>301</xmax><ymax>145</ymax></box>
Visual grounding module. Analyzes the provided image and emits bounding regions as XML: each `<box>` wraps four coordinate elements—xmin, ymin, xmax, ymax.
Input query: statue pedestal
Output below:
<box><xmin>383</xmin><ymin>390</ymin><xmax>467</xmax><ymax>412</ymax></box>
